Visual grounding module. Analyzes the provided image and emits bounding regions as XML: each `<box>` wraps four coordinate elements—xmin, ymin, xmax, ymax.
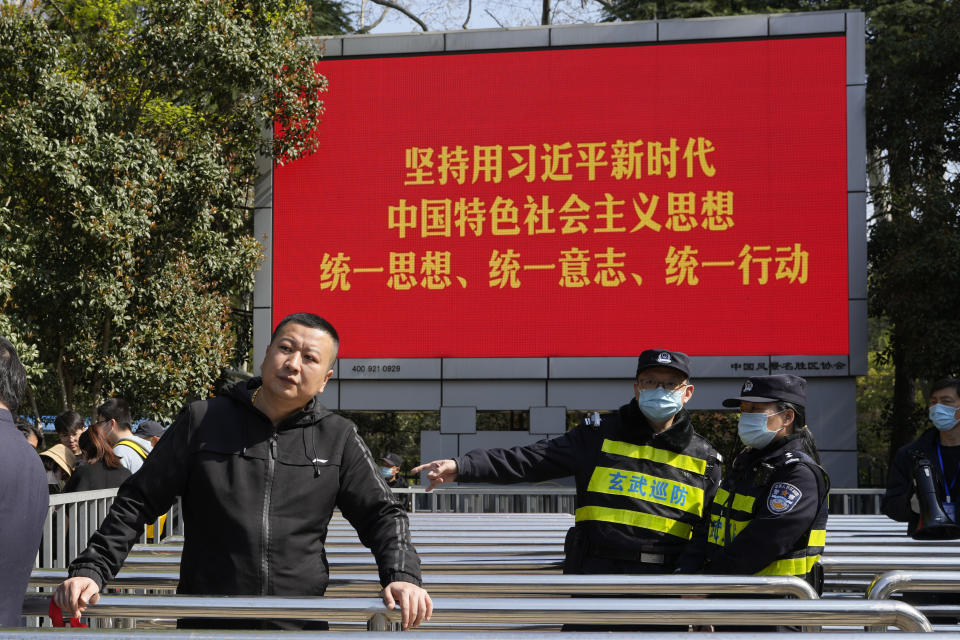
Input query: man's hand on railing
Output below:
<box><xmin>54</xmin><ymin>577</ymin><xmax>100</xmax><ymax>620</ymax></box>
<box><xmin>411</xmin><ymin>459</ymin><xmax>457</xmax><ymax>492</ymax></box>
<box><xmin>382</xmin><ymin>581</ymin><xmax>433</xmax><ymax>629</ymax></box>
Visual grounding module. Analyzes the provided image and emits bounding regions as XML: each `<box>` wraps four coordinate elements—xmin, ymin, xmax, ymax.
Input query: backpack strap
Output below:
<box><xmin>116</xmin><ymin>438</ymin><xmax>149</xmax><ymax>460</ymax></box>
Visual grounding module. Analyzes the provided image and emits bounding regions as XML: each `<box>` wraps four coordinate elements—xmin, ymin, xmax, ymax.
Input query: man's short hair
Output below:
<box><xmin>271</xmin><ymin>313</ymin><xmax>340</xmax><ymax>365</ymax></box>
<box><xmin>0</xmin><ymin>337</ymin><xmax>26</xmax><ymax>413</ymax></box>
<box><xmin>931</xmin><ymin>377</ymin><xmax>960</xmax><ymax>398</ymax></box>
<box><xmin>98</xmin><ymin>398</ymin><xmax>133</xmax><ymax>431</ymax></box>
<box><xmin>54</xmin><ymin>410</ymin><xmax>85</xmax><ymax>436</ymax></box>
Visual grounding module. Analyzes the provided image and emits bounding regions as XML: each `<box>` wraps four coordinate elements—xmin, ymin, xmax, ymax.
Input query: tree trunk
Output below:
<box><xmin>887</xmin><ymin>324</ymin><xmax>917</xmax><ymax>465</ymax></box>
<box><xmin>541</xmin><ymin>0</ymin><xmax>550</xmax><ymax>25</ymax></box>
<box><xmin>56</xmin><ymin>344</ymin><xmax>69</xmax><ymax>412</ymax></box>
<box><xmin>90</xmin><ymin>316</ymin><xmax>113</xmax><ymax>411</ymax></box>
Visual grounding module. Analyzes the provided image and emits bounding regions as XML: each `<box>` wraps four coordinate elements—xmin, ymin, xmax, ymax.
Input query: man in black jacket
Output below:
<box><xmin>414</xmin><ymin>349</ymin><xmax>722</xmax><ymax>575</ymax></box>
<box><xmin>883</xmin><ymin>377</ymin><xmax>960</xmax><ymax>536</ymax></box>
<box><xmin>56</xmin><ymin>313</ymin><xmax>432</xmax><ymax>630</ymax></box>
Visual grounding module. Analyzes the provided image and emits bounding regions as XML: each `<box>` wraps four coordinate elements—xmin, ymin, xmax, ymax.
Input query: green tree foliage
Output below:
<box><xmin>864</xmin><ymin>0</ymin><xmax>960</xmax><ymax>461</ymax></box>
<box><xmin>306</xmin><ymin>0</ymin><xmax>353</xmax><ymax>33</ymax></box>
<box><xmin>602</xmin><ymin>0</ymin><xmax>808</xmax><ymax>20</ymax></box>
<box><xmin>345</xmin><ymin>411</ymin><xmax>440</xmax><ymax>473</ymax></box>
<box><xmin>602</xmin><ymin>0</ymin><xmax>960</xmax><ymax>466</ymax></box>
<box><xmin>0</xmin><ymin>1</ymin><xmax>328</xmax><ymax>419</ymax></box>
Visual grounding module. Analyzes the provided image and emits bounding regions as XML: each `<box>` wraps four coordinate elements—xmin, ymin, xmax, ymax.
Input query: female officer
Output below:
<box><xmin>697</xmin><ymin>374</ymin><xmax>829</xmax><ymax>593</ymax></box>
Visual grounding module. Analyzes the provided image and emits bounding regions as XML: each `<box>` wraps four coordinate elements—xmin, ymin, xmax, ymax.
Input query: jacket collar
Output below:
<box><xmin>227</xmin><ymin>377</ymin><xmax>334</xmax><ymax>429</ymax></box>
<box><xmin>618</xmin><ymin>397</ymin><xmax>694</xmax><ymax>452</ymax></box>
<box><xmin>734</xmin><ymin>430</ymin><xmax>807</xmax><ymax>470</ymax></box>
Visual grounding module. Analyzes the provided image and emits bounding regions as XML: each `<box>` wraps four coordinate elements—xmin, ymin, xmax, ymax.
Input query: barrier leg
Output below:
<box><xmin>367</xmin><ymin>612</ymin><xmax>397</xmax><ymax>631</ymax></box>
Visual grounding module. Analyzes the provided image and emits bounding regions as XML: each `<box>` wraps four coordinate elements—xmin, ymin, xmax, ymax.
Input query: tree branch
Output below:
<box><xmin>462</xmin><ymin>0</ymin><xmax>472</xmax><ymax>30</ymax></box>
<box><xmin>542</xmin><ymin>0</ymin><xmax>550</xmax><ymax>25</ymax></box>
<box><xmin>591</xmin><ymin>0</ymin><xmax>614</xmax><ymax>9</ymax></box>
<box><xmin>484</xmin><ymin>9</ymin><xmax>505</xmax><ymax>28</ymax></box>
<box><xmin>355</xmin><ymin>7</ymin><xmax>389</xmax><ymax>34</ymax></box>
<box><xmin>368</xmin><ymin>0</ymin><xmax>428</xmax><ymax>31</ymax></box>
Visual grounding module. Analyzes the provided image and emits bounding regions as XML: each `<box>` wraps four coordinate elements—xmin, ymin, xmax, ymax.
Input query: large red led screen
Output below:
<box><xmin>274</xmin><ymin>37</ymin><xmax>849</xmax><ymax>358</ymax></box>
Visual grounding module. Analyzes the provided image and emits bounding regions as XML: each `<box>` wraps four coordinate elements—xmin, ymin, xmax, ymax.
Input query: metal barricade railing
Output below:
<box><xmin>18</xmin><ymin>594</ymin><xmax>931</xmax><ymax>632</ymax></box>
<box><xmin>39</xmin><ymin>491</ymin><xmax>182</xmax><ymax>569</ymax></box>
<box><xmin>36</xmin><ymin>489</ymin><xmax>885</xmax><ymax>572</ymax></box>
<box><xmin>0</xmin><ymin>634</ymin><xmax>950</xmax><ymax>640</ymax></box>
<box><xmin>868</xmin><ymin>571</ymin><xmax>960</xmax><ymax>601</ymax></box>
<box><xmin>391</xmin><ymin>487</ymin><xmax>886</xmax><ymax>515</ymax></box>
<box><xmin>29</xmin><ymin>571</ymin><xmax>818</xmax><ymax>600</ymax></box>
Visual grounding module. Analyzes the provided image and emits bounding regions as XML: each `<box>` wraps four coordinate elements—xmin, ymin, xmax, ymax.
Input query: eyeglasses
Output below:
<box><xmin>637</xmin><ymin>378</ymin><xmax>688</xmax><ymax>392</ymax></box>
<box><xmin>90</xmin><ymin>417</ymin><xmax>111</xmax><ymax>429</ymax></box>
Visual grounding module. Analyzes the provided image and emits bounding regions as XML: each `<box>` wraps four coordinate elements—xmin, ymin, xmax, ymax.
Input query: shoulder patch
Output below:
<box><xmin>767</xmin><ymin>481</ymin><xmax>802</xmax><ymax>514</ymax></box>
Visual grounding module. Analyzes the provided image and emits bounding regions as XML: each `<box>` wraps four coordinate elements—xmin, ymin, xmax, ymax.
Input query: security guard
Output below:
<box><xmin>693</xmin><ymin>374</ymin><xmax>828</xmax><ymax>592</ymax></box>
<box><xmin>413</xmin><ymin>349</ymin><xmax>722</xmax><ymax>575</ymax></box>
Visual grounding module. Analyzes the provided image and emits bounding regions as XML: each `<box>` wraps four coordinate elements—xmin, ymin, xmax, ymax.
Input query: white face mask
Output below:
<box><xmin>737</xmin><ymin>409</ymin><xmax>786</xmax><ymax>449</ymax></box>
<box><xmin>930</xmin><ymin>403</ymin><xmax>960</xmax><ymax>431</ymax></box>
<box><xmin>636</xmin><ymin>388</ymin><xmax>684</xmax><ymax>422</ymax></box>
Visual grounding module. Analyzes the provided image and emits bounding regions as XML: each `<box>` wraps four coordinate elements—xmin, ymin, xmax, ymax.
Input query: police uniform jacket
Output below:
<box><xmin>456</xmin><ymin>398</ymin><xmax>722</xmax><ymax>570</ymax></box>
<box><xmin>883</xmin><ymin>428</ymin><xmax>955</xmax><ymax>536</ymax></box>
<box><xmin>699</xmin><ymin>431</ymin><xmax>828</xmax><ymax>579</ymax></box>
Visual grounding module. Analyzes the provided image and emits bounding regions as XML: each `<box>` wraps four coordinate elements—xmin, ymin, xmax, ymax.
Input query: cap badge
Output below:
<box><xmin>743</xmin><ymin>381</ymin><xmax>753</xmax><ymax>392</ymax></box>
<box><xmin>657</xmin><ymin>352</ymin><xmax>672</xmax><ymax>364</ymax></box>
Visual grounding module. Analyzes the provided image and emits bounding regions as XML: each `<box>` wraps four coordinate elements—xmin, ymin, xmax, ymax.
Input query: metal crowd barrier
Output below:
<box><xmin>29</xmin><ymin>571</ymin><xmax>818</xmax><ymax>599</ymax></box>
<box><xmin>19</xmin><ymin>594</ymin><xmax>932</xmax><ymax>632</ymax></box>
<box><xmin>2</xmin><ymin>634</ymin><xmax>955</xmax><ymax>640</ymax></box>
<box><xmin>39</xmin><ymin>490</ymin><xmax>180</xmax><ymax>569</ymax></box>
<box><xmin>868</xmin><ymin>571</ymin><xmax>960</xmax><ymax>601</ymax></box>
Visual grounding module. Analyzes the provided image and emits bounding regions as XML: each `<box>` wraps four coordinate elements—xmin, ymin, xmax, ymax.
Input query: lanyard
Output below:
<box><xmin>936</xmin><ymin>442</ymin><xmax>959</xmax><ymax>501</ymax></box>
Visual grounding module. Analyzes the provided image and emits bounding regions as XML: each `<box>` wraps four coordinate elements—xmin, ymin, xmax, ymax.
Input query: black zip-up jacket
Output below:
<box><xmin>69</xmin><ymin>379</ymin><xmax>421</xmax><ymax>598</ymax></box>
<box><xmin>457</xmin><ymin>399</ymin><xmax>721</xmax><ymax>567</ymax></box>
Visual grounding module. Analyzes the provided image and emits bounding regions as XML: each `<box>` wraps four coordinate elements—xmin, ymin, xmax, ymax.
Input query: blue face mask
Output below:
<box><xmin>380</xmin><ymin>466</ymin><xmax>395</xmax><ymax>478</ymax></box>
<box><xmin>637</xmin><ymin>388</ymin><xmax>684</xmax><ymax>423</ymax></box>
<box><xmin>930</xmin><ymin>404</ymin><xmax>960</xmax><ymax>431</ymax></box>
<box><xmin>737</xmin><ymin>410</ymin><xmax>785</xmax><ymax>449</ymax></box>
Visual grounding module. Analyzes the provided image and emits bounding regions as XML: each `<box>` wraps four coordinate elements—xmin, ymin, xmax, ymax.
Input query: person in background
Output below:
<box><xmin>881</xmin><ymin>376</ymin><xmax>960</xmax><ymax>623</ymax></box>
<box><xmin>135</xmin><ymin>420</ymin><xmax>165</xmax><ymax>448</ymax></box>
<box><xmin>63</xmin><ymin>423</ymin><xmax>131</xmax><ymax>492</ymax></box>
<box><xmin>883</xmin><ymin>377</ymin><xmax>960</xmax><ymax>534</ymax></box>
<box><xmin>97</xmin><ymin>398</ymin><xmax>152</xmax><ymax>473</ymax></box>
<box><xmin>0</xmin><ymin>337</ymin><xmax>48</xmax><ymax>627</ymax></box>
<box><xmin>380</xmin><ymin>452</ymin><xmax>407</xmax><ymax>489</ymax></box>
<box><xmin>40</xmin><ymin>444</ymin><xmax>76</xmax><ymax>494</ymax></box>
<box><xmin>16</xmin><ymin>416</ymin><xmax>43</xmax><ymax>449</ymax></box>
<box><xmin>55</xmin><ymin>411</ymin><xmax>86</xmax><ymax>459</ymax></box>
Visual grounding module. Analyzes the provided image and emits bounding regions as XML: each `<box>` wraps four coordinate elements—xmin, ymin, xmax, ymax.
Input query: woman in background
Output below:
<box><xmin>63</xmin><ymin>423</ymin><xmax>130</xmax><ymax>492</ymax></box>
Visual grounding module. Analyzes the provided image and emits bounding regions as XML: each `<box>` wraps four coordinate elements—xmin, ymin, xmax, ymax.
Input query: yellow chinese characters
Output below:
<box><xmin>402</xmin><ymin>137</ymin><xmax>717</xmax><ymax>185</ymax></box>
<box><xmin>388</xmin><ymin>191</ymin><xmax>735</xmax><ymax>239</ymax></box>
<box><xmin>665</xmin><ymin>243</ymin><xmax>810</xmax><ymax>287</ymax></box>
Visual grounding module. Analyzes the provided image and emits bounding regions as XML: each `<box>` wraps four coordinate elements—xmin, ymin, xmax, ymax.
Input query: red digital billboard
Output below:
<box><xmin>273</xmin><ymin>37</ymin><xmax>848</xmax><ymax>358</ymax></box>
